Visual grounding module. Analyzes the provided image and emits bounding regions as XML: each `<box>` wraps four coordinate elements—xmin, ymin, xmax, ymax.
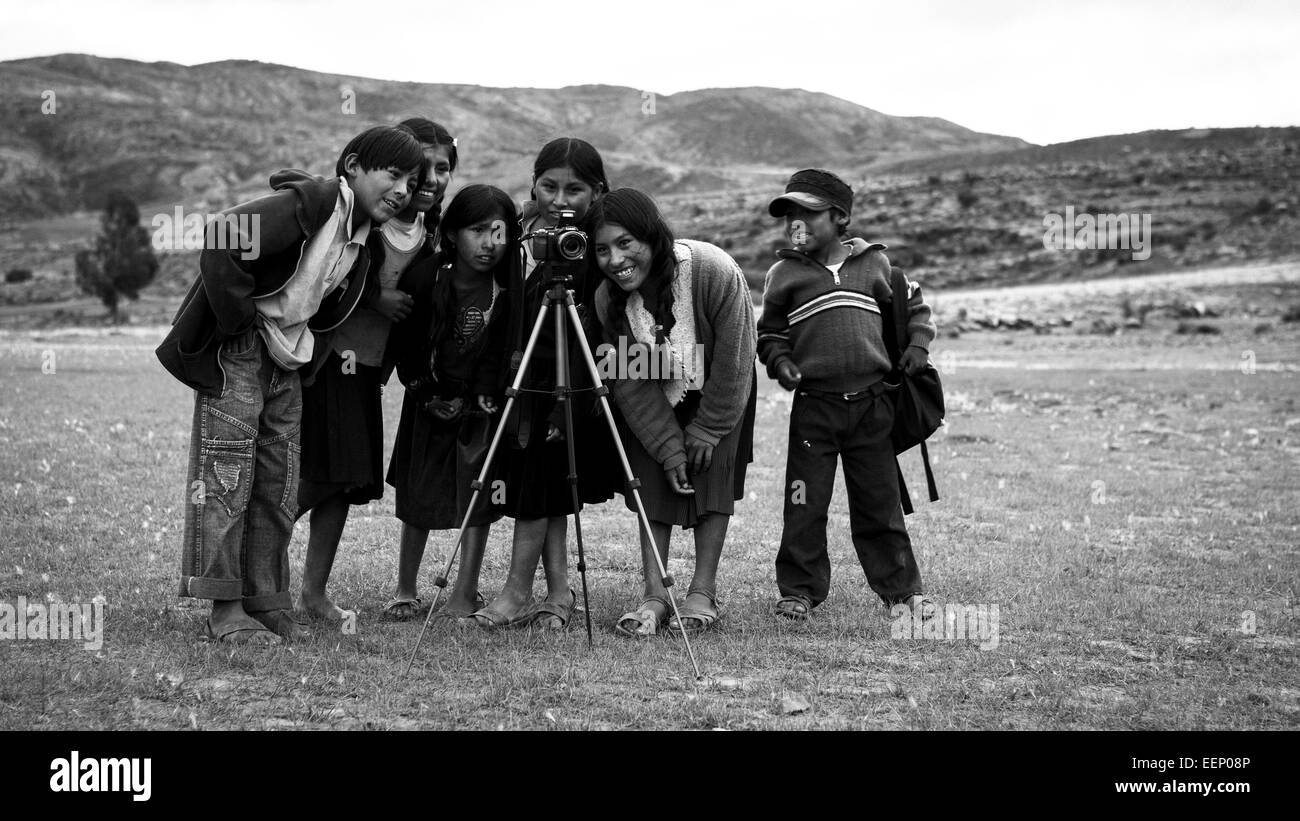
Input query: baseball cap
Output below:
<box><xmin>768</xmin><ymin>168</ymin><xmax>854</xmax><ymax>218</ymax></box>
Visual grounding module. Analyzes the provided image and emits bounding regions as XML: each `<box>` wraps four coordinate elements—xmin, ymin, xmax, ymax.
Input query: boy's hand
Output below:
<box><xmin>546</xmin><ymin>422</ymin><xmax>564</xmax><ymax>442</ymax></box>
<box><xmin>900</xmin><ymin>346</ymin><xmax>929</xmax><ymax>376</ymax></box>
<box><xmin>775</xmin><ymin>360</ymin><xmax>802</xmax><ymax>391</ymax></box>
<box><xmin>664</xmin><ymin>463</ymin><xmax>695</xmax><ymax>495</ymax></box>
<box><xmin>476</xmin><ymin>394</ymin><xmax>498</xmax><ymax>414</ymax></box>
<box><xmin>373</xmin><ymin>287</ymin><xmax>414</xmax><ymax>322</ymax></box>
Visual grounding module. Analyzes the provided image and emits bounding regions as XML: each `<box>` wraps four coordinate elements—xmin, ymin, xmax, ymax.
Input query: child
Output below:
<box><xmin>469</xmin><ymin>137</ymin><xmax>618</xmax><ymax>630</ymax></box>
<box><xmin>756</xmin><ymin>169</ymin><xmax>938</xmax><ymax>621</ymax></box>
<box><xmin>295</xmin><ymin>118</ymin><xmax>458</xmax><ymax>623</ymax></box>
<box><xmin>384</xmin><ymin>184</ymin><xmax>518</xmax><ymax>619</ymax></box>
<box><xmin>157</xmin><ymin>125</ymin><xmax>426</xmax><ymax>644</ymax></box>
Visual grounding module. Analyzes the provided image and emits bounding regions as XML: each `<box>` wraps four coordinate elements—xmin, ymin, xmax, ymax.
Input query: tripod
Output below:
<box><xmin>403</xmin><ymin>270</ymin><xmax>704</xmax><ymax>680</ymax></box>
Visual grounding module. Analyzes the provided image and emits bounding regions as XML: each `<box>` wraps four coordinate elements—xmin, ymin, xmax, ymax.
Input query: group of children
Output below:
<box><xmin>157</xmin><ymin>121</ymin><xmax>938</xmax><ymax>645</ymax></box>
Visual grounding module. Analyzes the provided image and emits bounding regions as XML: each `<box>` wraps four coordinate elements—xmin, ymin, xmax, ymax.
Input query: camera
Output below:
<box><xmin>524</xmin><ymin>209</ymin><xmax>587</xmax><ymax>280</ymax></box>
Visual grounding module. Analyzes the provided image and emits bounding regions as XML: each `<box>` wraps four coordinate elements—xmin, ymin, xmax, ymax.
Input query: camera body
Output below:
<box><xmin>526</xmin><ymin>208</ymin><xmax>587</xmax><ymax>281</ymax></box>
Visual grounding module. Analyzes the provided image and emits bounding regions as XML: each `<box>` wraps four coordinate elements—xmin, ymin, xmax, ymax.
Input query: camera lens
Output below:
<box><xmin>558</xmin><ymin>230</ymin><xmax>587</xmax><ymax>261</ymax></box>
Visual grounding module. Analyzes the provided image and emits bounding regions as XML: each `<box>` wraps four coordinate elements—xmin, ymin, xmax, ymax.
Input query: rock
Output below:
<box><xmin>779</xmin><ymin>694</ymin><xmax>812</xmax><ymax>715</ymax></box>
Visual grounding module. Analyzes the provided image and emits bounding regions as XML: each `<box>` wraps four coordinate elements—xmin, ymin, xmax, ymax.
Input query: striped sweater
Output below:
<box><xmin>757</xmin><ymin>238</ymin><xmax>935</xmax><ymax>393</ymax></box>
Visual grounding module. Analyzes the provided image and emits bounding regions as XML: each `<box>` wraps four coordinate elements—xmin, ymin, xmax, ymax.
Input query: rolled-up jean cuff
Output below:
<box><xmin>180</xmin><ymin>575</ymin><xmax>243</xmax><ymax>601</ymax></box>
<box><xmin>244</xmin><ymin>592</ymin><xmax>293</xmax><ymax>613</ymax></box>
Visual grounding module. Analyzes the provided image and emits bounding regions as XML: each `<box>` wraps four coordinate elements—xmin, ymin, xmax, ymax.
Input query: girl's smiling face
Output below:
<box><xmin>412</xmin><ymin>144</ymin><xmax>453</xmax><ymax>214</ymax></box>
<box><xmin>453</xmin><ymin>209</ymin><xmax>508</xmax><ymax>274</ymax></box>
<box><xmin>533</xmin><ymin>166</ymin><xmax>602</xmax><ymax>227</ymax></box>
<box><xmin>593</xmin><ymin>222</ymin><xmax>653</xmax><ymax>293</ymax></box>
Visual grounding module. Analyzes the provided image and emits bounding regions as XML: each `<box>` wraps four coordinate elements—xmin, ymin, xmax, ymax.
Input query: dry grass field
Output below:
<box><xmin>1</xmin><ymin>264</ymin><xmax>1297</xmax><ymax>730</ymax></box>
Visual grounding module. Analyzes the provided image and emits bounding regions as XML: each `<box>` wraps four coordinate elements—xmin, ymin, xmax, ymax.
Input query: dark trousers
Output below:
<box><xmin>775</xmin><ymin>387</ymin><xmax>923</xmax><ymax>607</ymax></box>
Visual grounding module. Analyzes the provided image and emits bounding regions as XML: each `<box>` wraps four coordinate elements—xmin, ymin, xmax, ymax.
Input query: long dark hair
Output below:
<box><xmin>530</xmin><ymin>137</ymin><xmax>608</xmax><ymax>201</ymax></box>
<box><xmin>588</xmin><ymin>187</ymin><xmax>678</xmax><ymax>344</ymax></box>
<box><xmin>398</xmin><ymin>117</ymin><xmax>459</xmax><ymax>172</ymax></box>
<box><xmin>428</xmin><ymin>184</ymin><xmax>519</xmax><ymax>366</ymax></box>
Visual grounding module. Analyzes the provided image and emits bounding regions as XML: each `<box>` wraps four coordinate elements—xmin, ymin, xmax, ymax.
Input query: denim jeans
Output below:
<box><xmin>775</xmin><ymin>387</ymin><xmax>923</xmax><ymax>607</ymax></box>
<box><xmin>179</xmin><ymin>328</ymin><xmax>301</xmax><ymax>612</ymax></box>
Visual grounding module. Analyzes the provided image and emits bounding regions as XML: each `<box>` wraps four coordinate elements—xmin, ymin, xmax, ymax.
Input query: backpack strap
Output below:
<box><xmin>889</xmin><ymin>265</ymin><xmax>940</xmax><ymax>512</ymax></box>
<box><xmin>897</xmin><ymin>462</ymin><xmax>914</xmax><ymax>515</ymax></box>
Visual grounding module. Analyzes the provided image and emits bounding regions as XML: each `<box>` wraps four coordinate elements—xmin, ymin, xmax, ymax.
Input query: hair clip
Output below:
<box><xmin>451</xmin><ymin>137</ymin><xmax>459</xmax><ymax>148</ymax></box>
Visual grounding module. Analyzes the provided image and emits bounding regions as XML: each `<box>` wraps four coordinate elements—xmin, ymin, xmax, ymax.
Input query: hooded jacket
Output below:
<box><xmin>757</xmin><ymin>238</ymin><xmax>935</xmax><ymax>393</ymax></box>
<box><xmin>155</xmin><ymin>171</ymin><xmax>377</xmax><ymax>394</ymax></box>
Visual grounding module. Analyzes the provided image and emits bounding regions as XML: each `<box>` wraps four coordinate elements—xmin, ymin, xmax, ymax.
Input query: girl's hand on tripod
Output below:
<box><xmin>476</xmin><ymin>395</ymin><xmax>498</xmax><ymax>414</ymax></box>
<box><xmin>546</xmin><ymin>423</ymin><xmax>564</xmax><ymax>442</ymax></box>
<box><xmin>664</xmin><ymin>463</ymin><xmax>694</xmax><ymax>495</ymax></box>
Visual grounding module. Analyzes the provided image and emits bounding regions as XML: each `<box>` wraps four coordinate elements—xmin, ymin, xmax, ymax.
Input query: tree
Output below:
<box><xmin>76</xmin><ymin>192</ymin><xmax>159</xmax><ymax>322</ymax></box>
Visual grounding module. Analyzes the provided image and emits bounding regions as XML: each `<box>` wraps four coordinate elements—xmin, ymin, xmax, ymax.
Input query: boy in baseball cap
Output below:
<box><xmin>757</xmin><ymin>168</ymin><xmax>938</xmax><ymax>623</ymax></box>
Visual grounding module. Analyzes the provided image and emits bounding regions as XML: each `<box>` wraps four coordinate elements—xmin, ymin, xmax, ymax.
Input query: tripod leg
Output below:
<box><xmin>553</xmin><ymin>299</ymin><xmax>595</xmax><ymax>645</ymax></box>
<box><xmin>560</xmin><ymin>299</ymin><xmax>703</xmax><ymax>681</ymax></box>
<box><xmin>402</xmin><ymin>296</ymin><xmax>556</xmax><ymax>675</ymax></box>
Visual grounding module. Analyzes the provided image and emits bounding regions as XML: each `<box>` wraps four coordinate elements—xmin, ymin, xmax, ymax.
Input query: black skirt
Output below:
<box><xmin>297</xmin><ymin>350</ymin><xmax>385</xmax><ymax>514</ymax></box>
<box><xmin>386</xmin><ymin>391</ymin><xmax>502</xmax><ymax>530</ymax></box>
<box><xmin>619</xmin><ymin>368</ymin><xmax>757</xmax><ymax>528</ymax></box>
<box><xmin>495</xmin><ymin>390</ymin><xmax>621</xmax><ymax>520</ymax></box>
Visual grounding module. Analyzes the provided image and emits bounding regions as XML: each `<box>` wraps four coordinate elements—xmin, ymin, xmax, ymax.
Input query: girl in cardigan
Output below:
<box><xmin>589</xmin><ymin>188</ymin><xmax>757</xmax><ymax>636</ymax></box>
<box><xmin>296</xmin><ymin>118</ymin><xmax>457</xmax><ymax>623</ymax></box>
<box><xmin>384</xmin><ymin>184</ymin><xmax>517</xmax><ymax>619</ymax></box>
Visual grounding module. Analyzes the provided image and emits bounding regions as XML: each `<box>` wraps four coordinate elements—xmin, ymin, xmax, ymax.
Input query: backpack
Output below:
<box><xmin>880</xmin><ymin>267</ymin><xmax>944</xmax><ymax>514</ymax></box>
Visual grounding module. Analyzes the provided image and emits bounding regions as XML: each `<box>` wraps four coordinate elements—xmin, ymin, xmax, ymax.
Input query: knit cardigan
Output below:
<box><xmin>594</xmin><ymin>239</ymin><xmax>756</xmax><ymax>472</ymax></box>
<box><xmin>757</xmin><ymin>238</ymin><xmax>936</xmax><ymax>393</ymax></box>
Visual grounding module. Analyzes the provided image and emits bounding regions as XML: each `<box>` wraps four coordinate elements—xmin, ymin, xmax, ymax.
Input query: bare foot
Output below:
<box><xmin>297</xmin><ymin>592</ymin><xmax>347</xmax><ymax>622</ymax></box>
<box><xmin>251</xmin><ymin>609</ymin><xmax>310</xmax><ymax>642</ymax></box>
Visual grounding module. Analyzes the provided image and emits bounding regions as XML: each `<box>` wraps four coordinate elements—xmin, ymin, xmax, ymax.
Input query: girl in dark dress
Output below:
<box><xmin>385</xmin><ymin>184</ymin><xmax>518</xmax><ymax>618</ymax></box>
<box><xmin>469</xmin><ymin>138</ymin><xmax>621</xmax><ymax>629</ymax></box>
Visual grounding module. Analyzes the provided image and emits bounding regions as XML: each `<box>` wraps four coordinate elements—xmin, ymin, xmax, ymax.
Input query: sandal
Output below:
<box><xmin>899</xmin><ymin>593</ymin><xmax>938</xmax><ymax>622</ymax></box>
<box><xmin>668</xmin><ymin>589</ymin><xmax>721</xmax><ymax>636</ymax></box>
<box><xmin>202</xmin><ymin>614</ymin><xmax>281</xmax><ymax>646</ymax></box>
<box><xmin>436</xmin><ymin>592</ymin><xmax>488</xmax><ymax>620</ymax></box>
<box><xmin>469</xmin><ymin>602</ymin><xmax>533</xmax><ymax>630</ymax></box>
<box><xmin>528</xmin><ymin>590</ymin><xmax>577</xmax><ymax>631</ymax></box>
<box><xmin>615</xmin><ymin>595</ymin><xmax>670</xmax><ymax>638</ymax></box>
<box><xmin>773</xmin><ymin>594</ymin><xmax>813</xmax><ymax>621</ymax></box>
<box><xmin>381</xmin><ymin>597</ymin><xmax>425</xmax><ymax>621</ymax></box>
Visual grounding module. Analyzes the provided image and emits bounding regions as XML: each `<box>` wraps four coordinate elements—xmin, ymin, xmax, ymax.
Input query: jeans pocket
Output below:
<box><xmin>279</xmin><ymin>439</ymin><xmax>300</xmax><ymax>519</ymax></box>
<box><xmin>200</xmin><ymin>439</ymin><xmax>255</xmax><ymax>517</ymax></box>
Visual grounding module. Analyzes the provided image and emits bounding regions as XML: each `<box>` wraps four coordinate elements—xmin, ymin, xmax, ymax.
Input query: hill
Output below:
<box><xmin>0</xmin><ymin>53</ymin><xmax>1027</xmax><ymax>219</ymax></box>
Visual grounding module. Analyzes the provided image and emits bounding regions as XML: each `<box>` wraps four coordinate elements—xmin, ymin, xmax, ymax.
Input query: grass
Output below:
<box><xmin>0</xmin><ymin>293</ymin><xmax>1298</xmax><ymax>730</ymax></box>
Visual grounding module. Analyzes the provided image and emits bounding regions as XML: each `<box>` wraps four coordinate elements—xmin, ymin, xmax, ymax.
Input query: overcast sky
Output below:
<box><xmin>2</xmin><ymin>0</ymin><xmax>1296</xmax><ymax>145</ymax></box>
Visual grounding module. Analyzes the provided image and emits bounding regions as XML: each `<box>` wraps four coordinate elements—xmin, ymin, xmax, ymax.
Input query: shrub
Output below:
<box><xmin>75</xmin><ymin>192</ymin><xmax>159</xmax><ymax>322</ymax></box>
<box><xmin>5</xmin><ymin>268</ymin><xmax>33</xmax><ymax>284</ymax></box>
